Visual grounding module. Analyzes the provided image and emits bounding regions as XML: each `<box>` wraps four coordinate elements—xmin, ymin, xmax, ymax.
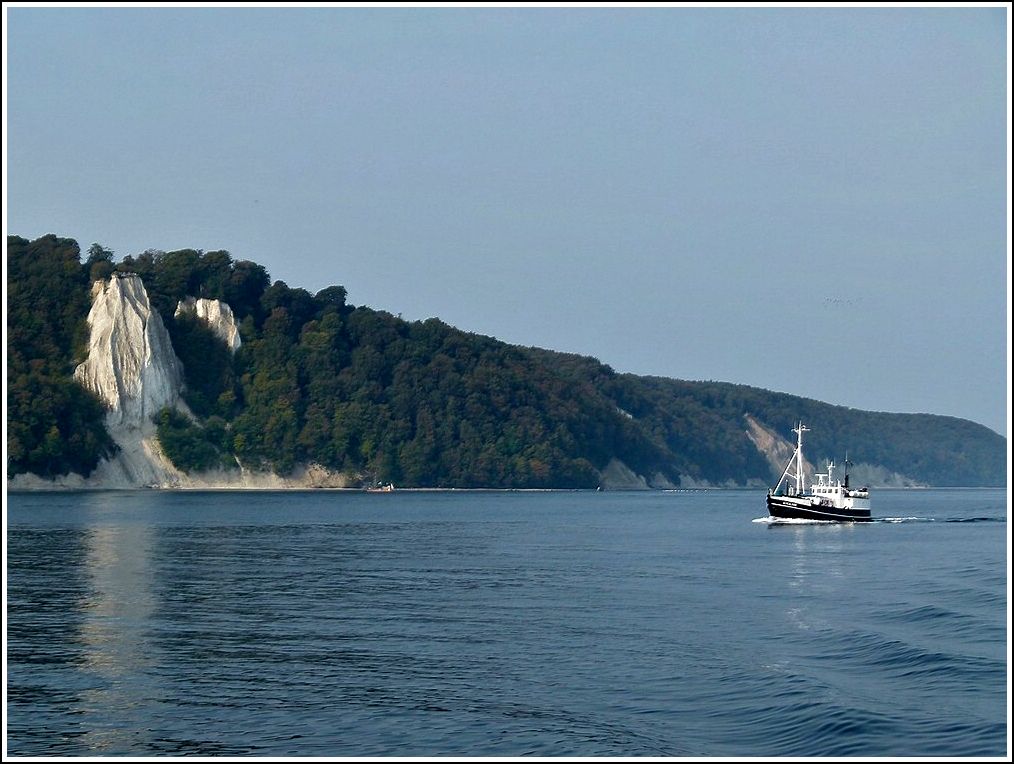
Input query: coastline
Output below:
<box><xmin>6</xmin><ymin>452</ymin><xmax>680</xmax><ymax>492</ymax></box>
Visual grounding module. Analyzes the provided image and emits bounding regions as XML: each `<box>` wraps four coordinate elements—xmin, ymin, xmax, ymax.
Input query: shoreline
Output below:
<box><xmin>7</xmin><ymin>483</ymin><xmax>966</xmax><ymax>493</ymax></box>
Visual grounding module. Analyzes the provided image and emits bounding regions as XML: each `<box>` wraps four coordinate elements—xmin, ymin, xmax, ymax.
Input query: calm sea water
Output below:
<box><xmin>5</xmin><ymin>488</ymin><xmax>1009</xmax><ymax>758</ymax></box>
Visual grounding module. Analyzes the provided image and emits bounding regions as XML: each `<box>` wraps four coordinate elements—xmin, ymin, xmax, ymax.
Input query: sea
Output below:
<box><xmin>5</xmin><ymin>488</ymin><xmax>1009</xmax><ymax>759</ymax></box>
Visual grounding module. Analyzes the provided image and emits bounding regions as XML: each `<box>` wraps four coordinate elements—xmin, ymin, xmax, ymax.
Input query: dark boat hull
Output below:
<box><xmin>766</xmin><ymin>494</ymin><xmax>872</xmax><ymax>522</ymax></box>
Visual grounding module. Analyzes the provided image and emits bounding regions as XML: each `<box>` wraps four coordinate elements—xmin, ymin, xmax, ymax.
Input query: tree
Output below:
<box><xmin>197</xmin><ymin>250</ymin><xmax>234</xmax><ymax>300</ymax></box>
<box><xmin>225</xmin><ymin>260</ymin><xmax>271</xmax><ymax>322</ymax></box>
<box><xmin>85</xmin><ymin>243</ymin><xmax>115</xmax><ymax>282</ymax></box>
<box><xmin>315</xmin><ymin>285</ymin><xmax>349</xmax><ymax>314</ymax></box>
<box><xmin>150</xmin><ymin>249</ymin><xmax>202</xmax><ymax>319</ymax></box>
<box><xmin>7</xmin><ymin>233</ymin><xmax>116</xmax><ymax>477</ymax></box>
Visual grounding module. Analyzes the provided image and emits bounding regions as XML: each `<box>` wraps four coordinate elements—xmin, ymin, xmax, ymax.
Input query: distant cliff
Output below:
<box><xmin>7</xmin><ymin>234</ymin><xmax>1006</xmax><ymax>490</ymax></box>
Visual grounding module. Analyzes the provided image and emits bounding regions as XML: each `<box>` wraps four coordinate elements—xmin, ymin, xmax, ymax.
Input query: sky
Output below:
<box><xmin>4</xmin><ymin>4</ymin><xmax>1011</xmax><ymax>438</ymax></box>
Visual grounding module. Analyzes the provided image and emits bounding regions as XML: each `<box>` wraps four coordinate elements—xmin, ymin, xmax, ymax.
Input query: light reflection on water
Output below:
<box><xmin>78</xmin><ymin>521</ymin><xmax>158</xmax><ymax>753</ymax></box>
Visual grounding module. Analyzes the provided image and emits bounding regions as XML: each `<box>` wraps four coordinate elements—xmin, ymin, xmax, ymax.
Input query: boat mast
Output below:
<box><xmin>792</xmin><ymin>422</ymin><xmax>809</xmax><ymax>493</ymax></box>
<box><xmin>774</xmin><ymin>422</ymin><xmax>809</xmax><ymax>495</ymax></box>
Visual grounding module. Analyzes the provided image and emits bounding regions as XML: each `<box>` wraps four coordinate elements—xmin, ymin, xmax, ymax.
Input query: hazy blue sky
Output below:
<box><xmin>5</xmin><ymin>5</ymin><xmax>1010</xmax><ymax>437</ymax></box>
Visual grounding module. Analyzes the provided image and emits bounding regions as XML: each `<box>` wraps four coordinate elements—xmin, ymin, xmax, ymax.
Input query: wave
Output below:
<box><xmin>942</xmin><ymin>516</ymin><xmax>1006</xmax><ymax>523</ymax></box>
<box><xmin>667</xmin><ymin>663</ymin><xmax>1005</xmax><ymax>757</ymax></box>
<box><xmin>878</xmin><ymin>516</ymin><xmax>1006</xmax><ymax>523</ymax></box>
<box><xmin>755</xmin><ymin>515</ymin><xmax>1006</xmax><ymax>525</ymax></box>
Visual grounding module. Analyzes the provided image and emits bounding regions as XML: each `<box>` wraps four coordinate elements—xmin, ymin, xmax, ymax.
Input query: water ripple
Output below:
<box><xmin>6</xmin><ymin>489</ymin><xmax>1007</xmax><ymax>757</ymax></box>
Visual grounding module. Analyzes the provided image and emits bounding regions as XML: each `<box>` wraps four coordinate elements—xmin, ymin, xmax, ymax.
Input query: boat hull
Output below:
<box><xmin>766</xmin><ymin>494</ymin><xmax>872</xmax><ymax>522</ymax></box>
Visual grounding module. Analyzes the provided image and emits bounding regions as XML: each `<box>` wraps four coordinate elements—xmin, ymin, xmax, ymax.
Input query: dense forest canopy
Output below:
<box><xmin>6</xmin><ymin>234</ymin><xmax>1007</xmax><ymax>487</ymax></box>
<box><xmin>7</xmin><ymin>235</ymin><xmax>117</xmax><ymax>476</ymax></box>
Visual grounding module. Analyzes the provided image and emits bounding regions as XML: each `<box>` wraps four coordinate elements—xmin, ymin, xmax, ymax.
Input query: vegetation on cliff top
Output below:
<box><xmin>7</xmin><ymin>234</ymin><xmax>1006</xmax><ymax>487</ymax></box>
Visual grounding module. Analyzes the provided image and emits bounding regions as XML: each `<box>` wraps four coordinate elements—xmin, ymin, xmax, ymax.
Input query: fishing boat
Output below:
<box><xmin>766</xmin><ymin>422</ymin><xmax>871</xmax><ymax>522</ymax></box>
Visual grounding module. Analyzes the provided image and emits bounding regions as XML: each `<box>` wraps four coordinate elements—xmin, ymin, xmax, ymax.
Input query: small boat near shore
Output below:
<box><xmin>766</xmin><ymin>422</ymin><xmax>871</xmax><ymax>522</ymax></box>
<box><xmin>366</xmin><ymin>482</ymin><xmax>395</xmax><ymax>493</ymax></box>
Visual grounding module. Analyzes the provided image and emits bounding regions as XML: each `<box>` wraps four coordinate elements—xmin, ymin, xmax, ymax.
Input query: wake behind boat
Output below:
<box><xmin>766</xmin><ymin>423</ymin><xmax>871</xmax><ymax>522</ymax></box>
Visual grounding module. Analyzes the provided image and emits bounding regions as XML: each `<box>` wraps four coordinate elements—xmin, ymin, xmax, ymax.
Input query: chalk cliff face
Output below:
<box><xmin>175</xmin><ymin>296</ymin><xmax>242</xmax><ymax>354</ymax></box>
<box><xmin>74</xmin><ymin>275</ymin><xmax>184</xmax><ymax>426</ymax></box>
<box><xmin>65</xmin><ymin>275</ymin><xmax>187</xmax><ymax>487</ymax></box>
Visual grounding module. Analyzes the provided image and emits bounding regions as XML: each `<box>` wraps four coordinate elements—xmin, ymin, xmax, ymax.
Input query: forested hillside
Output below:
<box><xmin>6</xmin><ymin>235</ymin><xmax>117</xmax><ymax>476</ymax></box>
<box><xmin>7</xmin><ymin>234</ymin><xmax>1007</xmax><ymax>487</ymax></box>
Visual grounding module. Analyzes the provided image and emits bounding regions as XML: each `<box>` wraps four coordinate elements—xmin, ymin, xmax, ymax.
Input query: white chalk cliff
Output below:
<box><xmin>67</xmin><ymin>275</ymin><xmax>188</xmax><ymax>487</ymax></box>
<box><xmin>75</xmin><ymin>275</ymin><xmax>184</xmax><ymax>426</ymax></box>
<box><xmin>175</xmin><ymin>296</ymin><xmax>242</xmax><ymax>354</ymax></box>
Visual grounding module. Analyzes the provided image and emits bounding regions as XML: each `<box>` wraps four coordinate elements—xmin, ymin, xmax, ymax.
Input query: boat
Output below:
<box><xmin>366</xmin><ymin>482</ymin><xmax>395</xmax><ymax>493</ymax></box>
<box><xmin>766</xmin><ymin>422</ymin><xmax>871</xmax><ymax>522</ymax></box>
